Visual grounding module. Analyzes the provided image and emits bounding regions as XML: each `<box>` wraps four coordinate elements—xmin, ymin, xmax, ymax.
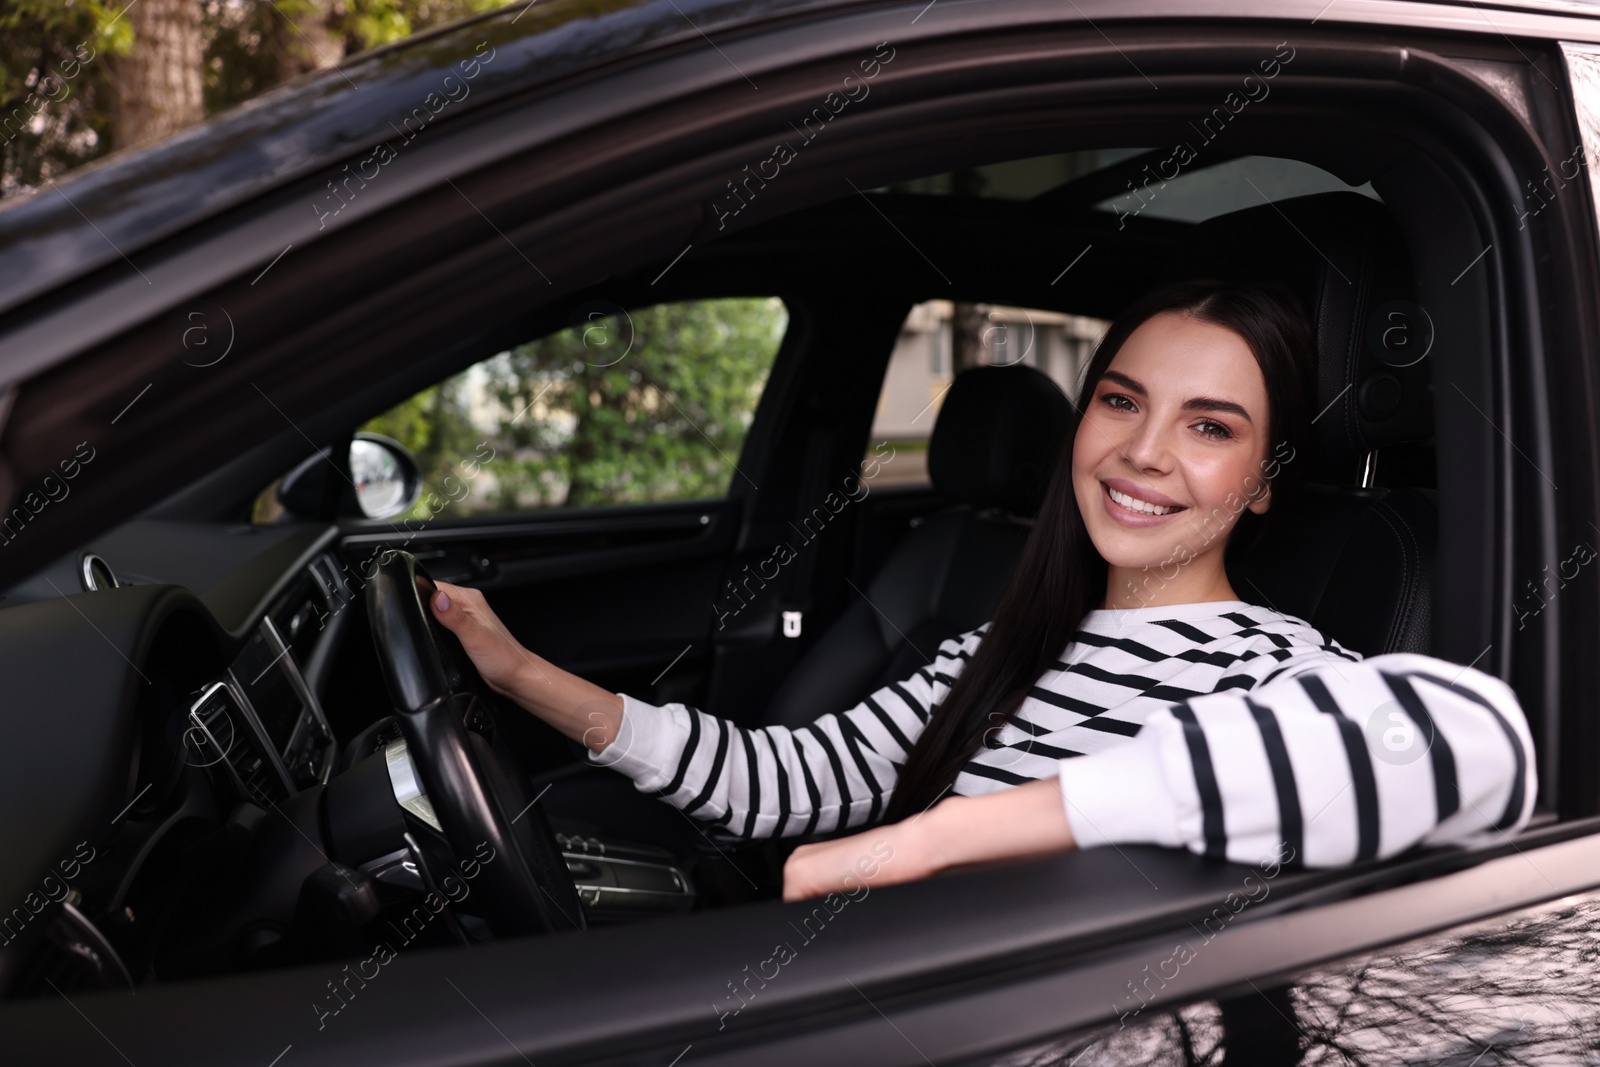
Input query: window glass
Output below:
<box><xmin>262</xmin><ymin>298</ymin><xmax>788</xmax><ymax>522</ymax></box>
<box><xmin>1093</xmin><ymin>155</ymin><xmax>1381</xmax><ymax>223</ymax></box>
<box><xmin>870</xmin><ymin>149</ymin><xmax>1378</xmax><ymax>224</ymax></box>
<box><xmin>864</xmin><ymin>300</ymin><xmax>1110</xmax><ymax>488</ymax></box>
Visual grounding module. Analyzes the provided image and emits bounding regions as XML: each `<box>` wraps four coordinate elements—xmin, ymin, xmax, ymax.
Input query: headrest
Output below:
<box><xmin>1161</xmin><ymin>191</ymin><xmax>1432</xmax><ymax>483</ymax></box>
<box><xmin>927</xmin><ymin>363</ymin><xmax>1073</xmax><ymax>516</ymax></box>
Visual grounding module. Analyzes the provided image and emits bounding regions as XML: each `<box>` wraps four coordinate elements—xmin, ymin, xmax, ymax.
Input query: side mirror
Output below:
<box><xmin>348</xmin><ymin>434</ymin><xmax>423</xmax><ymax>519</ymax></box>
<box><xmin>277</xmin><ymin>432</ymin><xmax>423</xmax><ymax>520</ymax></box>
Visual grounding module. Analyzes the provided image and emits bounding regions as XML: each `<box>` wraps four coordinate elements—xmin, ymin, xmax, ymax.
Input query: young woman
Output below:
<box><xmin>428</xmin><ymin>279</ymin><xmax>1536</xmax><ymax>903</ymax></box>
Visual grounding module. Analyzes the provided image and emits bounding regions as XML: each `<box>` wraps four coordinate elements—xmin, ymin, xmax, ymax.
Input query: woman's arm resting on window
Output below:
<box><xmin>781</xmin><ymin>777</ymin><xmax>1077</xmax><ymax>901</ymax></box>
<box><xmin>1056</xmin><ymin>651</ymin><xmax>1538</xmax><ymax>869</ymax></box>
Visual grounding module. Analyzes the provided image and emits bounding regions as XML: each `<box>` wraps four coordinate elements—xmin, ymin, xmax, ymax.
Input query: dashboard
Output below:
<box><xmin>2</xmin><ymin>521</ymin><xmax>354</xmax><ymax>809</ymax></box>
<box><xmin>0</xmin><ymin>516</ymin><xmax>695</xmax><ymax>1000</ymax></box>
<box><xmin>0</xmin><ymin>520</ymin><xmax>361</xmax><ymax>993</ymax></box>
<box><xmin>185</xmin><ymin>563</ymin><xmax>342</xmax><ymax>808</ymax></box>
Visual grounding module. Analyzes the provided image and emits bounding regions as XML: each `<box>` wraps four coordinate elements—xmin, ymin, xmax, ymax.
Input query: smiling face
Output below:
<box><xmin>1071</xmin><ymin>309</ymin><xmax>1275</xmax><ymax>609</ymax></box>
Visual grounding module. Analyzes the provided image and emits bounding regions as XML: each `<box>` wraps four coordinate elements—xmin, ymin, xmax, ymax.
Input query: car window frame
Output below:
<box><xmin>2</xmin><ymin>10</ymin><xmax>1597</xmax><ymax>1061</ymax></box>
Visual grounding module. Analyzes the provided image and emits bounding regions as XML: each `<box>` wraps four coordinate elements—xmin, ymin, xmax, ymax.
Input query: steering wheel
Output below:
<box><xmin>364</xmin><ymin>548</ymin><xmax>584</xmax><ymax>937</ymax></box>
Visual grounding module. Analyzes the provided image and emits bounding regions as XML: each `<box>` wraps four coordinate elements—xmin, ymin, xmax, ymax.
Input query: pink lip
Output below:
<box><xmin>1100</xmin><ymin>480</ymin><xmax>1187</xmax><ymax>528</ymax></box>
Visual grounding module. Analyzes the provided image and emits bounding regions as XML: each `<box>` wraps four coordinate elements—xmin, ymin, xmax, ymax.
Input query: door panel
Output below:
<box><xmin>338</xmin><ymin>497</ymin><xmax>737</xmax><ymax>703</ymax></box>
<box><xmin>977</xmin><ymin>882</ymin><xmax>1600</xmax><ymax>1066</ymax></box>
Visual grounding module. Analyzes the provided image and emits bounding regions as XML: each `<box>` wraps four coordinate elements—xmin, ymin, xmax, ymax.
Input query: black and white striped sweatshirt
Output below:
<box><xmin>588</xmin><ymin>599</ymin><xmax>1537</xmax><ymax>868</ymax></box>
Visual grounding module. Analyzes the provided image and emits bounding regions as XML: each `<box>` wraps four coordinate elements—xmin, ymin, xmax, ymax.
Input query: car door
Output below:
<box><xmin>4</xmin><ymin>0</ymin><xmax>1599</xmax><ymax>1064</ymax></box>
<box><xmin>966</xmin><ymin>840</ymin><xmax>1600</xmax><ymax>1067</ymax></box>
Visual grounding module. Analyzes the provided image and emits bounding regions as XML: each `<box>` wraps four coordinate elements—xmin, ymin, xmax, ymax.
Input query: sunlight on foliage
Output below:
<box><xmin>0</xmin><ymin>0</ymin><xmax>132</xmax><ymax>195</ymax></box>
<box><xmin>361</xmin><ymin>298</ymin><xmax>789</xmax><ymax>520</ymax></box>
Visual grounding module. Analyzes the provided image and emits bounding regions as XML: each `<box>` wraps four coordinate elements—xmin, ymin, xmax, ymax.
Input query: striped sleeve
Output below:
<box><xmin>586</xmin><ymin>626</ymin><xmax>986</xmax><ymax>839</ymax></box>
<box><xmin>1055</xmin><ymin>651</ymin><xmax>1537</xmax><ymax>868</ymax></box>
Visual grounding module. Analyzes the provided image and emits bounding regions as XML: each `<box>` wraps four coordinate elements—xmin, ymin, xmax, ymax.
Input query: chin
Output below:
<box><xmin>1100</xmin><ymin>545</ymin><xmax>1176</xmax><ymax>572</ymax></box>
<box><xmin>1080</xmin><ymin>525</ymin><xmax>1160</xmax><ymax>567</ymax></box>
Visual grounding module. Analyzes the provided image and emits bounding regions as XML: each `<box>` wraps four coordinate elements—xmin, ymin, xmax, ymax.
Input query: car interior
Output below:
<box><xmin>0</xmin><ymin>55</ymin><xmax>1571</xmax><ymax>1011</ymax></box>
<box><xmin>508</xmin><ymin>174</ymin><xmax>1456</xmax><ymax>904</ymax></box>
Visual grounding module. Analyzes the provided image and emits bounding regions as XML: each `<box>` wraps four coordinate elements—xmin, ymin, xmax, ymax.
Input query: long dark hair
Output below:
<box><xmin>881</xmin><ymin>279</ymin><xmax>1318</xmax><ymax>824</ymax></box>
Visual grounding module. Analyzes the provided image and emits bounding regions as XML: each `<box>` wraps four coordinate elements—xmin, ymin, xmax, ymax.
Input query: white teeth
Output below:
<box><xmin>1108</xmin><ymin>486</ymin><xmax>1179</xmax><ymax>516</ymax></box>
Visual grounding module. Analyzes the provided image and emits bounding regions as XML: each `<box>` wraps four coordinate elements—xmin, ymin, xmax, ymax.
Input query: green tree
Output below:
<box><xmin>357</xmin><ymin>298</ymin><xmax>788</xmax><ymax>521</ymax></box>
<box><xmin>481</xmin><ymin>299</ymin><xmax>788</xmax><ymax>510</ymax></box>
<box><xmin>202</xmin><ymin>0</ymin><xmax>504</xmax><ymax>115</ymax></box>
<box><xmin>0</xmin><ymin>1</ymin><xmax>130</xmax><ymax>196</ymax></box>
<box><xmin>1</xmin><ymin>0</ymin><xmax>505</xmax><ymax>197</ymax></box>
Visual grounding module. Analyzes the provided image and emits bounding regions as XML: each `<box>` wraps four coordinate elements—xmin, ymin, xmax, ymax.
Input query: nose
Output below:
<box><xmin>1119</xmin><ymin>412</ymin><xmax>1174</xmax><ymax>473</ymax></box>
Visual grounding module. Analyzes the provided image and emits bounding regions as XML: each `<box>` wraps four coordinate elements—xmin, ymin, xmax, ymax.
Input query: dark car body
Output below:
<box><xmin>2</xmin><ymin>0</ymin><xmax>1600</xmax><ymax>1063</ymax></box>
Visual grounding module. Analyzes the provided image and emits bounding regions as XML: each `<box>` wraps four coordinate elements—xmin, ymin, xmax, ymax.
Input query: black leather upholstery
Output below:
<box><xmin>926</xmin><ymin>362</ymin><xmax>1076</xmax><ymax>514</ymax></box>
<box><xmin>1227</xmin><ymin>484</ymin><xmax>1437</xmax><ymax>657</ymax></box>
<box><xmin>1161</xmin><ymin>191</ymin><xmax>1439</xmax><ymax>657</ymax></box>
<box><xmin>1161</xmin><ymin>191</ymin><xmax>1433</xmax><ymax>485</ymax></box>
<box><xmin>760</xmin><ymin>364</ymin><xmax>1072</xmax><ymax>729</ymax></box>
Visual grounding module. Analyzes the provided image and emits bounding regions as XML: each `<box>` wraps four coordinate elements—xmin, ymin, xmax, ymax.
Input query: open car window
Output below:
<box><xmin>255</xmin><ymin>297</ymin><xmax>789</xmax><ymax>522</ymax></box>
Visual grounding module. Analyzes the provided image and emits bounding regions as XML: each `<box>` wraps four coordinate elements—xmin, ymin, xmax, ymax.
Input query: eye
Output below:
<box><xmin>1196</xmin><ymin>419</ymin><xmax>1233</xmax><ymax>440</ymax></box>
<box><xmin>1100</xmin><ymin>392</ymin><xmax>1136</xmax><ymax>412</ymax></box>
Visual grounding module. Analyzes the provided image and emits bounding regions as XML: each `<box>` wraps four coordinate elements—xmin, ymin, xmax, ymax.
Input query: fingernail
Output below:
<box><xmin>434</xmin><ymin>590</ymin><xmax>450</xmax><ymax>612</ymax></box>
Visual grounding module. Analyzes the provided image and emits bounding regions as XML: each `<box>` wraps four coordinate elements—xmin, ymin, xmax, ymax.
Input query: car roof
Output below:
<box><xmin>0</xmin><ymin>0</ymin><xmax>834</xmax><ymax>320</ymax></box>
<box><xmin>0</xmin><ymin>0</ymin><xmax>1598</xmax><ymax>328</ymax></box>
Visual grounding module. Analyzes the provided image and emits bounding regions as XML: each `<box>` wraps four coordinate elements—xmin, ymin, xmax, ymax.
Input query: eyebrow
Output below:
<box><xmin>1098</xmin><ymin>370</ymin><xmax>1255</xmax><ymax>424</ymax></box>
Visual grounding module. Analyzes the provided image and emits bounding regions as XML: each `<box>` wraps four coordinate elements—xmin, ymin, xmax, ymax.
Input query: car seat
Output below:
<box><xmin>759</xmin><ymin>363</ymin><xmax>1073</xmax><ymax>728</ymax></box>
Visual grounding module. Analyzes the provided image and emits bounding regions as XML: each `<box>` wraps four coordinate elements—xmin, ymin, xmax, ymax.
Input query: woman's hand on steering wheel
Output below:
<box><xmin>428</xmin><ymin>580</ymin><xmax>624</xmax><ymax>755</ymax></box>
<box><xmin>426</xmin><ymin>580</ymin><xmax>541</xmax><ymax>699</ymax></box>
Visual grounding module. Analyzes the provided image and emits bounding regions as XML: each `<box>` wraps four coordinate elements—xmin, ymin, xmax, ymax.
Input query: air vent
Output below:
<box><xmin>79</xmin><ymin>552</ymin><xmax>118</xmax><ymax>592</ymax></box>
<box><xmin>309</xmin><ymin>553</ymin><xmax>351</xmax><ymax>613</ymax></box>
<box><xmin>232</xmin><ymin>745</ymin><xmax>279</xmax><ymax>808</ymax></box>
<box><xmin>188</xmin><ymin>681</ymin><xmax>285</xmax><ymax>808</ymax></box>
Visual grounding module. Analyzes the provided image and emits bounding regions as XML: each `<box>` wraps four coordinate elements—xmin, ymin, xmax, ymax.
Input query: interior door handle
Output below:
<box><xmin>408</xmin><ymin>547</ymin><xmax>493</xmax><ymax>583</ymax></box>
